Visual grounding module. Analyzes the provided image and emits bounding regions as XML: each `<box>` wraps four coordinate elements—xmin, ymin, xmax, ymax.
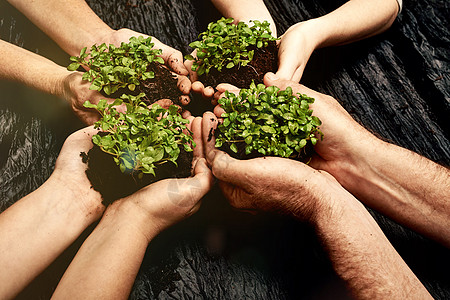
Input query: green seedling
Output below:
<box><xmin>185</xmin><ymin>17</ymin><xmax>278</xmax><ymax>76</ymax></box>
<box><xmin>84</xmin><ymin>93</ymin><xmax>194</xmax><ymax>177</ymax></box>
<box><xmin>68</xmin><ymin>36</ymin><xmax>164</xmax><ymax>96</ymax></box>
<box><xmin>215</xmin><ymin>82</ymin><xmax>323</xmax><ymax>158</ymax></box>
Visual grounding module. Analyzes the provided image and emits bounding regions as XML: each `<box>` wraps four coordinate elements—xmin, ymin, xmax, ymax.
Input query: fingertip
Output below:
<box><xmin>203</xmin><ymin>86</ymin><xmax>215</xmax><ymax>99</ymax></box>
<box><xmin>213</xmin><ymin>105</ymin><xmax>226</xmax><ymax>118</ymax></box>
<box><xmin>191</xmin><ymin>81</ymin><xmax>204</xmax><ymax>93</ymax></box>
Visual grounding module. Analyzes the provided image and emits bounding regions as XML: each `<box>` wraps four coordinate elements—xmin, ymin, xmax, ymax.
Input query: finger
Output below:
<box><xmin>264</xmin><ymin>72</ymin><xmax>316</xmax><ymax>96</ymax></box>
<box><xmin>153</xmin><ymin>98</ymin><xmax>174</xmax><ymax>109</ymax></box>
<box><xmin>167</xmin><ymin>51</ymin><xmax>189</xmax><ymax>76</ymax></box>
<box><xmin>192</xmin><ymin>81</ymin><xmax>204</xmax><ymax>93</ymax></box>
<box><xmin>191</xmin><ymin>117</ymin><xmax>204</xmax><ymax>162</ymax></box>
<box><xmin>177</xmin><ymin>75</ymin><xmax>191</xmax><ymax>95</ymax></box>
<box><xmin>213</xmin><ymin>105</ymin><xmax>226</xmax><ymax>118</ymax></box>
<box><xmin>179</xmin><ymin>95</ymin><xmax>191</xmax><ymax>106</ymax></box>
<box><xmin>202</xmin><ymin>111</ymin><xmax>219</xmax><ymax>164</ymax></box>
<box><xmin>185</xmin><ymin>50</ymin><xmax>198</xmax><ymax>81</ymax></box>
<box><xmin>276</xmin><ymin>39</ymin><xmax>301</xmax><ymax>81</ymax></box>
<box><xmin>182</xmin><ymin>109</ymin><xmax>192</xmax><ymax>119</ymax></box>
<box><xmin>202</xmin><ymin>86</ymin><xmax>215</xmax><ymax>99</ymax></box>
<box><xmin>185</xmin><ymin>115</ymin><xmax>195</xmax><ymax>131</ymax></box>
<box><xmin>216</xmin><ymin>83</ymin><xmax>239</xmax><ymax>94</ymax></box>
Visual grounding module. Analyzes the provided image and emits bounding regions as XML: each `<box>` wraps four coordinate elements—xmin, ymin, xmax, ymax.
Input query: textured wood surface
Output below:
<box><xmin>0</xmin><ymin>0</ymin><xmax>449</xmax><ymax>298</ymax></box>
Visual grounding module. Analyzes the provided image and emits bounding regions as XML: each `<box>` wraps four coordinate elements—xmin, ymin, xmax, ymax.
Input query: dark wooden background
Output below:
<box><xmin>0</xmin><ymin>0</ymin><xmax>449</xmax><ymax>298</ymax></box>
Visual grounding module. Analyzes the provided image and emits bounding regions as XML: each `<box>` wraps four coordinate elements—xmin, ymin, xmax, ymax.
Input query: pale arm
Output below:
<box><xmin>52</xmin><ymin>118</ymin><xmax>214</xmax><ymax>299</ymax></box>
<box><xmin>277</xmin><ymin>0</ymin><xmax>400</xmax><ymax>81</ymax></box>
<box><xmin>7</xmin><ymin>0</ymin><xmax>112</xmax><ymax>56</ymax></box>
<box><xmin>0</xmin><ymin>39</ymin><xmax>69</xmax><ymax>96</ymax></box>
<box><xmin>210</xmin><ymin>0</ymin><xmax>277</xmax><ymax>36</ymax></box>
<box><xmin>0</xmin><ymin>127</ymin><xmax>104</xmax><ymax>299</ymax></box>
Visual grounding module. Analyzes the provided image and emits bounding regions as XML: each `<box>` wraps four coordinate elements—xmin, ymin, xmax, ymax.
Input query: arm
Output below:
<box><xmin>0</xmin><ymin>39</ymin><xmax>111</xmax><ymax>124</ymax></box>
<box><xmin>187</xmin><ymin>0</ymin><xmax>276</xmax><ymax>98</ymax></box>
<box><xmin>264</xmin><ymin>73</ymin><xmax>450</xmax><ymax>247</ymax></box>
<box><xmin>7</xmin><ymin>0</ymin><xmax>188</xmax><ymax>75</ymax></box>
<box><xmin>210</xmin><ymin>0</ymin><xmax>277</xmax><ymax>36</ymax></box>
<box><xmin>202</xmin><ymin>112</ymin><xmax>431</xmax><ymax>299</ymax></box>
<box><xmin>51</xmin><ymin>117</ymin><xmax>214</xmax><ymax>299</ymax></box>
<box><xmin>276</xmin><ymin>0</ymin><xmax>400</xmax><ymax>81</ymax></box>
<box><xmin>0</xmin><ymin>127</ymin><xmax>104</xmax><ymax>299</ymax></box>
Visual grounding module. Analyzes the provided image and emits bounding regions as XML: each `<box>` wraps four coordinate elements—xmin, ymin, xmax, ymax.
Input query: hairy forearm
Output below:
<box><xmin>0</xmin><ymin>177</ymin><xmax>102</xmax><ymax>299</ymax></box>
<box><xmin>7</xmin><ymin>0</ymin><xmax>113</xmax><ymax>56</ymax></box>
<box><xmin>52</xmin><ymin>199</ymin><xmax>159</xmax><ymax>299</ymax></box>
<box><xmin>210</xmin><ymin>0</ymin><xmax>277</xmax><ymax>36</ymax></box>
<box><xmin>338</xmin><ymin>138</ymin><xmax>450</xmax><ymax>247</ymax></box>
<box><xmin>305</xmin><ymin>0</ymin><xmax>399</xmax><ymax>49</ymax></box>
<box><xmin>313</xmin><ymin>193</ymin><xmax>432</xmax><ymax>299</ymax></box>
<box><xmin>0</xmin><ymin>39</ymin><xmax>70</xmax><ymax>97</ymax></box>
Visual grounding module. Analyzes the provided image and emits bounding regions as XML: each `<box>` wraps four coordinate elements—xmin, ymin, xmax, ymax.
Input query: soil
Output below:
<box><xmin>199</xmin><ymin>40</ymin><xmax>278</xmax><ymax>88</ymax></box>
<box><xmin>105</xmin><ymin>62</ymin><xmax>183</xmax><ymax>106</ymax></box>
<box><xmin>81</xmin><ymin>143</ymin><xmax>193</xmax><ymax>206</ymax></box>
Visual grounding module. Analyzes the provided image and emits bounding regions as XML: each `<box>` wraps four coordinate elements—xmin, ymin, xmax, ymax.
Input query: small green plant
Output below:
<box><xmin>215</xmin><ymin>82</ymin><xmax>323</xmax><ymax>158</ymax></box>
<box><xmin>84</xmin><ymin>93</ymin><xmax>194</xmax><ymax>177</ymax></box>
<box><xmin>185</xmin><ymin>17</ymin><xmax>277</xmax><ymax>76</ymax></box>
<box><xmin>68</xmin><ymin>36</ymin><xmax>164</xmax><ymax>96</ymax></box>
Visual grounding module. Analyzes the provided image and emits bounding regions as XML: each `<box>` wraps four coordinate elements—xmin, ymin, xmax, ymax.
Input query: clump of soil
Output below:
<box><xmin>106</xmin><ymin>63</ymin><xmax>183</xmax><ymax>106</ymax></box>
<box><xmin>199</xmin><ymin>41</ymin><xmax>278</xmax><ymax>88</ymax></box>
<box><xmin>81</xmin><ymin>145</ymin><xmax>193</xmax><ymax>206</ymax></box>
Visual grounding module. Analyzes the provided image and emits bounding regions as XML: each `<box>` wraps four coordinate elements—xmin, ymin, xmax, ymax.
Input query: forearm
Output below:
<box><xmin>0</xmin><ymin>39</ymin><xmax>70</xmax><ymax>97</ymax></box>
<box><xmin>52</xmin><ymin>199</ymin><xmax>159</xmax><ymax>299</ymax></box>
<box><xmin>7</xmin><ymin>0</ymin><xmax>113</xmax><ymax>56</ymax></box>
<box><xmin>303</xmin><ymin>0</ymin><xmax>399</xmax><ymax>50</ymax></box>
<box><xmin>337</xmin><ymin>138</ymin><xmax>450</xmax><ymax>247</ymax></box>
<box><xmin>210</xmin><ymin>0</ymin><xmax>277</xmax><ymax>36</ymax></box>
<box><xmin>0</xmin><ymin>177</ymin><xmax>103</xmax><ymax>299</ymax></box>
<box><xmin>313</xmin><ymin>192</ymin><xmax>431</xmax><ymax>299</ymax></box>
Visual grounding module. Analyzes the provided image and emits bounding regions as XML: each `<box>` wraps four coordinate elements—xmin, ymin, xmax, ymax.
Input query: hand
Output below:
<box><xmin>275</xmin><ymin>21</ymin><xmax>319</xmax><ymax>82</ymax></box>
<box><xmin>103</xmin><ymin>28</ymin><xmax>193</xmax><ymax>103</ymax></box>
<box><xmin>117</xmin><ymin>116</ymin><xmax>214</xmax><ymax>238</ymax></box>
<box><xmin>50</xmin><ymin>126</ymin><xmax>105</xmax><ymax>219</ymax></box>
<box><xmin>262</xmin><ymin>73</ymin><xmax>376</xmax><ymax>179</ymax></box>
<box><xmin>201</xmin><ymin>111</ymin><xmax>346</xmax><ymax>223</ymax></box>
<box><xmin>61</xmin><ymin>71</ymin><xmax>117</xmax><ymax>125</ymax></box>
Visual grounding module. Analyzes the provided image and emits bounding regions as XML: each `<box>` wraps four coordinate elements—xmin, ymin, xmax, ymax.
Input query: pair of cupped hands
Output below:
<box><xmin>56</xmin><ymin>34</ymin><xmax>370</xmax><ymax>234</ymax></box>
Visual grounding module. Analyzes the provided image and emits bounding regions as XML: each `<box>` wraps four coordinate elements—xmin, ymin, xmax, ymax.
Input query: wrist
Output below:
<box><xmin>111</xmin><ymin>198</ymin><xmax>163</xmax><ymax>244</ymax></box>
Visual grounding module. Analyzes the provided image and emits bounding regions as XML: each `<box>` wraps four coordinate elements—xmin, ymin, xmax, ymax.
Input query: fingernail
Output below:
<box><xmin>266</xmin><ymin>72</ymin><xmax>278</xmax><ymax>80</ymax></box>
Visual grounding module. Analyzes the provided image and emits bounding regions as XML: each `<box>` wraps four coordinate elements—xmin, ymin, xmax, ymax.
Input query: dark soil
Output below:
<box><xmin>105</xmin><ymin>62</ymin><xmax>183</xmax><ymax>106</ymax></box>
<box><xmin>81</xmin><ymin>143</ymin><xmax>193</xmax><ymax>206</ymax></box>
<box><xmin>199</xmin><ymin>40</ymin><xmax>278</xmax><ymax>88</ymax></box>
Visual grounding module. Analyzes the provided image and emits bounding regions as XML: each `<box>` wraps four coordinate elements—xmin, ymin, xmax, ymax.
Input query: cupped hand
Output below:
<box><xmin>204</xmin><ymin>112</ymin><xmax>347</xmax><ymax>222</ymax></box>
<box><xmin>119</xmin><ymin>116</ymin><xmax>214</xmax><ymax>235</ymax></box>
<box><xmin>263</xmin><ymin>73</ymin><xmax>376</xmax><ymax>178</ymax></box>
<box><xmin>276</xmin><ymin>21</ymin><xmax>319</xmax><ymax>82</ymax></box>
<box><xmin>62</xmin><ymin>72</ymin><xmax>119</xmax><ymax>125</ymax></box>
<box><xmin>50</xmin><ymin>126</ymin><xmax>105</xmax><ymax>218</ymax></box>
<box><xmin>104</xmin><ymin>28</ymin><xmax>193</xmax><ymax>103</ymax></box>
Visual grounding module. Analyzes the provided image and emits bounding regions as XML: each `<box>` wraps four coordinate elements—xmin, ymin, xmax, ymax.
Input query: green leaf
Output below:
<box><xmin>67</xmin><ymin>62</ymin><xmax>81</xmax><ymax>71</ymax></box>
